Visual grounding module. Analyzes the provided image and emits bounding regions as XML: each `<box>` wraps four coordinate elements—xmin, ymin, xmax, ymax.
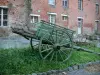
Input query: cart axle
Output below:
<box><xmin>73</xmin><ymin>46</ymin><xmax>100</xmax><ymax>55</ymax></box>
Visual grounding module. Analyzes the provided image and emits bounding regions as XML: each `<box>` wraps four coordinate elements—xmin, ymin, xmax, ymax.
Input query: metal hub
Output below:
<box><xmin>53</xmin><ymin>44</ymin><xmax>61</xmax><ymax>51</ymax></box>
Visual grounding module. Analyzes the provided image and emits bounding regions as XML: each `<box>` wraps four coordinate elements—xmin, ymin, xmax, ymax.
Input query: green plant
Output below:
<box><xmin>0</xmin><ymin>44</ymin><xmax>100</xmax><ymax>74</ymax></box>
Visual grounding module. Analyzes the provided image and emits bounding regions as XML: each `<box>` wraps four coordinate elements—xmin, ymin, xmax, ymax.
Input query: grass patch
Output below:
<box><xmin>0</xmin><ymin>44</ymin><xmax>100</xmax><ymax>74</ymax></box>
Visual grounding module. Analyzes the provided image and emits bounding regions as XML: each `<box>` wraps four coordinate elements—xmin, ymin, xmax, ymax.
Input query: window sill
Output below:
<box><xmin>49</xmin><ymin>4</ymin><xmax>56</xmax><ymax>8</ymax></box>
<box><xmin>0</xmin><ymin>26</ymin><xmax>8</xmax><ymax>28</ymax></box>
<box><xmin>78</xmin><ymin>9</ymin><xmax>83</xmax><ymax>10</ymax></box>
<box><xmin>62</xmin><ymin>20</ymin><xmax>67</xmax><ymax>21</ymax></box>
<box><xmin>78</xmin><ymin>10</ymin><xmax>83</xmax><ymax>12</ymax></box>
<box><xmin>63</xmin><ymin>7</ymin><xmax>69</xmax><ymax>10</ymax></box>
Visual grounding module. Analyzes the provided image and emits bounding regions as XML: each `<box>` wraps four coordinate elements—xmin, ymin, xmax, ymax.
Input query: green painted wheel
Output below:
<box><xmin>30</xmin><ymin>38</ymin><xmax>39</xmax><ymax>50</ymax></box>
<box><xmin>39</xmin><ymin>31</ymin><xmax>73</xmax><ymax>62</ymax></box>
<box><xmin>30</xmin><ymin>38</ymin><xmax>34</xmax><ymax>50</ymax></box>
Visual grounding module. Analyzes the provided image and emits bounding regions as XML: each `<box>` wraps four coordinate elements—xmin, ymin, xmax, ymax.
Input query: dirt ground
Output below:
<box><xmin>62</xmin><ymin>64</ymin><xmax>100</xmax><ymax>75</ymax></box>
<box><xmin>85</xmin><ymin>64</ymin><xmax>100</xmax><ymax>72</ymax></box>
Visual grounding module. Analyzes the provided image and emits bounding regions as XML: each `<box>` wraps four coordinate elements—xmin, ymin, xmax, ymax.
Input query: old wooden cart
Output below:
<box><xmin>12</xmin><ymin>20</ymin><xmax>100</xmax><ymax>62</ymax></box>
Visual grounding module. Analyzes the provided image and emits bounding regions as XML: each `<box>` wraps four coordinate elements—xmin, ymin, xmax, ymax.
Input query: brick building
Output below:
<box><xmin>0</xmin><ymin>0</ymin><xmax>100</xmax><ymax>37</ymax></box>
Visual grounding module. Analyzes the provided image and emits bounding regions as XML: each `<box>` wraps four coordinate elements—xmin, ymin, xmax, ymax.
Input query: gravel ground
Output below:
<box><xmin>66</xmin><ymin>70</ymin><xmax>100</xmax><ymax>75</ymax></box>
<box><xmin>59</xmin><ymin>64</ymin><xmax>100</xmax><ymax>75</ymax></box>
<box><xmin>35</xmin><ymin>63</ymin><xmax>100</xmax><ymax>75</ymax></box>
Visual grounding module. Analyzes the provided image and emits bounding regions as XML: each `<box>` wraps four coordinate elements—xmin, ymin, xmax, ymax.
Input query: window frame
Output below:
<box><xmin>0</xmin><ymin>6</ymin><xmax>8</xmax><ymax>27</ymax></box>
<box><xmin>48</xmin><ymin>12</ymin><xmax>57</xmax><ymax>24</ymax></box>
<box><xmin>48</xmin><ymin>0</ymin><xmax>56</xmax><ymax>6</ymax></box>
<box><xmin>49</xmin><ymin>15</ymin><xmax>56</xmax><ymax>24</ymax></box>
<box><xmin>61</xmin><ymin>14</ymin><xmax>68</xmax><ymax>21</ymax></box>
<box><xmin>96</xmin><ymin>3</ymin><xmax>99</xmax><ymax>15</ymax></box>
<box><xmin>62</xmin><ymin>0</ymin><xmax>68</xmax><ymax>8</ymax></box>
<box><xmin>78</xmin><ymin>0</ymin><xmax>83</xmax><ymax>11</ymax></box>
<box><xmin>30</xmin><ymin>14</ymin><xmax>40</xmax><ymax>23</ymax></box>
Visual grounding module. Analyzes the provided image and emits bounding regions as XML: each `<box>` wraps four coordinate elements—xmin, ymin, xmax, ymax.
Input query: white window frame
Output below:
<box><xmin>48</xmin><ymin>0</ymin><xmax>55</xmax><ymax>5</ymax></box>
<box><xmin>96</xmin><ymin>3</ymin><xmax>99</xmax><ymax>15</ymax></box>
<box><xmin>0</xmin><ymin>6</ymin><xmax>8</xmax><ymax>8</ymax></box>
<box><xmin>78</xmin><ymin>0</ymin><xmax>83</xmax><ymax>10</ymax></box>
<box><xmin>77</xmin><ymin>17</ymin><xmax>84</xmax><ymax>19</ymax></box>
<box><xmin>61</xmin><ymin>14</ymin><xmax>68</xmax><ymax>21</ymax></box>
<box><xmin>48</xmin><ymin>13</ymin><xmax>57</xmax><ymax>24</ymax></box>
<box><xmin>0</xmin><ymin>6</ymin><xmax>8</xmax><ymax>27</ymax></box>
<box><xmin>62</xmin><ymin>0</ymin><xmax>68</xmax><ymax>8</ymax></box>
<box><xmin>47</xmin><ymin>12</ymin><xmax>57</xmax><ymax>15</ymax></box>
<box><xmin>30</xmin><ymin>14</ymin><xmax>40</xmax><ymax>23</ymax></box>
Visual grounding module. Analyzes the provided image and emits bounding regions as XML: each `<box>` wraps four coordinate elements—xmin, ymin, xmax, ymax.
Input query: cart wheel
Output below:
<box><xmin>39</xmin><ymin>32</ymin><xmax>73</xmax><ymax>62</ymax></box>
<box><xmin>30</xmin><ymin>38</ymin><xmax>39</xmax><ymax>50</ymax></box>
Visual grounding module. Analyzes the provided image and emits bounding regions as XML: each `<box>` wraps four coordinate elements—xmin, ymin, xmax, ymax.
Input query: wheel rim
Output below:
<box><xmin>39</xmin><ymin>31</ymin><xmax>73</xmax><ymax>62</ymax></box>
<box><xmin>30</xmin><ymin>38</ymin><xmax>39</xmax><ymax>50</ymax></box>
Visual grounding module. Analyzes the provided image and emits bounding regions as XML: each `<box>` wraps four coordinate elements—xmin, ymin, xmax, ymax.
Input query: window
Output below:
<box><xmin>49</xmin><ymin>14</ymin><xmax>56</xmax><ymax>24</ymax></box>
<box><xmin>48</xmin><ymin>0</ymin><xmax>55</xmax><ymax>5</ymax></box>
<box><xmin>78</xmin><ymin>0</ymin><xmax>83</xmax><ymax>10</ymax></box>
<box><xmin>62</xmin><ymin>0</ymin><xmax>68</xmax><ymax>8</ymax></box>
<box><xmin>30</xmin><ymin>14</ymin><xmax>40</xmax><ymax>23</ymax></box>
<box><xmin>96</xmin><ymin>4</ymin><xmax>99</xmax><ymax>14</ymax></box>
<box><xmin>0</xmin><ymin>7</ymin><xmax>8</xmax><ymax>26</ymax></box>
<box><xmin>62</xmin><ymin>16</ymin><xmax>68</xmax><ymax>21</ymax></box>
<box><xmin>61</xmin><ymin>14</ymin><xmax>68</xmax><ymax>21</ymax></box>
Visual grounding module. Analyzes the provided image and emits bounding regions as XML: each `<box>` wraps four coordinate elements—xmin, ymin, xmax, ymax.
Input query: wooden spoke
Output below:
<box><xmin>41</xmin><ymin>48</ymin><xmax>52</xmax><ymax>53</ymax></box>
<box><xmin>43</xmin><ymin>50</ymin><xmax>53</xmax><ymax>59</ymax></box>
<box><xmin>58</xmin><ymin>50</ymin><xmax>64</xmax><ymax>61</ymax></box>
<box><xmin>60</xmin><ymin>50</ymin><xmax>68</xmax><ymax>56</ymax></box>
<box><xmin>61</xmin><ymin>48</ymin><xmax>71</xmax><ymax>51</ymax></box>
<box><xmin>56</xmin><ymin>51</ymin><xmax>58</xmax><ymax>62</ymax></box>
<box><xmin>63</xmin><ymin>50</ymin><xmax>73</xmax><ymax>62</ymax></box>
<box><xmin>44</xmin><ymin>37</ymin><xmax>54</xmax><ymax>45</ymax></box>
<box><xmin>50</xmin><ymin>52</ymin><xmax>55</xmax><ymax>61</ymax></box>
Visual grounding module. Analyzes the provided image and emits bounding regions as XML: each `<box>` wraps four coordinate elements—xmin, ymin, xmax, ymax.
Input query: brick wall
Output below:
<box><xmin>31</xmin><ymin>0</ymin><xmax>100</xmax><ymax>35</ymax></box>
<box><xmin>0</xmin><ymin>0</ymin><xmax>24</xmax><ymax>36</ymax></box>
<box><xmin>0</xmin><ymin>0</ymin><xmax>100</xmax><ymax>37</ymax></box>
